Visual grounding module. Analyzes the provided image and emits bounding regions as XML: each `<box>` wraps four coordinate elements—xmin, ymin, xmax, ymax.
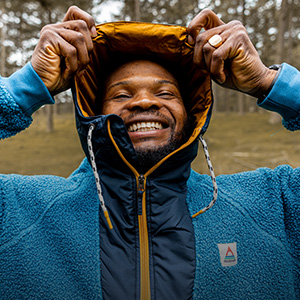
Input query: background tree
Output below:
<box><xmin>0</xmin><ymin>0</ymin><xmax>95</xmax><ymax>132</ymax></box>
<box><xmin>1</xmin><ymin>0</ymin><xmax>300</xmax><ymax>129</ymax></box>
<box><xmin>119</xmin><ymin>0</ymin><xmax>203</xmax><ymax>24</ymax></box>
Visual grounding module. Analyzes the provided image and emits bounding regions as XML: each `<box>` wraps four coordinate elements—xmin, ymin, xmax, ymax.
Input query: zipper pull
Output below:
<box><xmin>138</xmin><ymin>174</ymin><xmax>145</xmax><ymax>192</ymax></box>
<box><xmin>137</xmin><ymin>174</ymin><xmax>145</xmax><ymax>215</ymax></box>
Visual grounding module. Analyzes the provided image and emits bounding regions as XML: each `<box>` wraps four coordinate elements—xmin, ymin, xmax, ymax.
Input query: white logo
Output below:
<box><xmin>217</xmin><ymin>242</ymin><xmax>237</xmax><ymax>267</ymax></box>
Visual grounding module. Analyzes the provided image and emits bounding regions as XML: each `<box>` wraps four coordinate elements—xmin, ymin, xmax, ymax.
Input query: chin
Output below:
<box><xmin>133</xmin><ymin>140</ymin><xmax>169</xmax><ymax>153</ymax></box>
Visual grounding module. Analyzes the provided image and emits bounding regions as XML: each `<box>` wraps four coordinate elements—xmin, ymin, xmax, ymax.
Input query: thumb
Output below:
<box><xmin>187</xmin><ymin>9</ymin><xmax>224</xmax><ymax>44</ymax></box>
<box><xmin>63</xmin><ymin>5</ymin><xmax>97</xmax><ymax>37</ymax></box>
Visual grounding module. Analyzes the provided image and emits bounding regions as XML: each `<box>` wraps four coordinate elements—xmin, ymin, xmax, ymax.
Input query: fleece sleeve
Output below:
<box><xmin>258</xmin><ymin>63</ymin><xmax>300</xmax><ymax>131</ymax></box>
<box><xmin>0</xmin><ymin>62</ymin><xmax>54</xmax><ymax>139</ymax></box>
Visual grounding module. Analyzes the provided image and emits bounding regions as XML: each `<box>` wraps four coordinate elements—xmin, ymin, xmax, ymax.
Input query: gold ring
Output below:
<box><xmin>208</xmin><ymin>34</ymin><xmax>223</xmax><ymax>48</ymax></box>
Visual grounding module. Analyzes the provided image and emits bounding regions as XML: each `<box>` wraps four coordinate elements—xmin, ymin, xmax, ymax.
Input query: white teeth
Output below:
<box><xmin>128</xmin><ymin>122</ymin><xmax>163</xmax><ymax>132</ymax></box>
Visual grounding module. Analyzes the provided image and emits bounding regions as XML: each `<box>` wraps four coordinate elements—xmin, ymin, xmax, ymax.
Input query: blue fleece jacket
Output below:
<box><xmin>0</xmin><ymin>62</ymin><xmax>299</xmax><ymax>300</ymax></box>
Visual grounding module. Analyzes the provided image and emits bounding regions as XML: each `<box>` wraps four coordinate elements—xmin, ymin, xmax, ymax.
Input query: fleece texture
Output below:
<box><xmin>0</xmin><ymin>161</ymin><xmax>103</xmax><ymax>300</ymax></box>
<box><xmin>258</xmin><ymin>63</ymin><xmax>300</xmax><ymax>130</ymax></box>
<box><xmin>0</xmin><ymin>63</ymin><xmax>54</xmax><ymax>139</ymax></box>
<box><xmin>0</xmin><ymin>63</ymin><xmax>300</xmax><ymax>299</ymax></box>
<box><xmin>0</xmin><ymin>81</ymin><xmax>32</xmax><ymax>139</ymax></box>
<box><xmin>187</xmin><ymin>168</ymin><xmax>300</xmax><ymax>299</ymax></box>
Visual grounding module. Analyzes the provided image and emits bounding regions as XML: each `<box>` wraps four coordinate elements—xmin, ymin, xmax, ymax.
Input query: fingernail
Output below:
<box><xmin>77</xmin><ymin>69</ymin><xmax>86</xmax><ymax>77</ymax></box>
<box><xmin>216</xmin><ymin>73</ymin><xmax>226</xmax><ymax>84</ymax></box>
<box><xmin>91</xmin><ymin>26</ymin><xmax>97</xmax><ymax>38</ymax></box>
<box><xmin>188</xmin><ymin>35</ymin><xmax>195</xmax><ymax>45</ymax></box>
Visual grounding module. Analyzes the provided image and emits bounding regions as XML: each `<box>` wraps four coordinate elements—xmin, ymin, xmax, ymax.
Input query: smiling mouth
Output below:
<box><xmin>127</xmin><ymin>122</ymin><xmax>164</xmax><ymax>132</ymax></box>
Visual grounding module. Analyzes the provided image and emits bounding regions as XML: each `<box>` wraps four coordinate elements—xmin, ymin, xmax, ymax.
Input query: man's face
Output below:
<box><xmin>102</xmin><ymin>60</ymin><xmax>187</xmax><ymax>153</ymax></box>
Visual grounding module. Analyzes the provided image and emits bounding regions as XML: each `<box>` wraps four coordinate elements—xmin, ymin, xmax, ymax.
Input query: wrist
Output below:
<box><xmin>254</xmin><ymin>66</ymin><xmax>279</xmax><ymax>99</ymax></box>
<box><xmin>257</xmin><ymin>63</ymin><xmax>300</xmax><ymax>121</ymax></box>
<box><xmin>2</xmin><ymin>62</ymin><xmax>54</xmax><ymax>116</ymax></box>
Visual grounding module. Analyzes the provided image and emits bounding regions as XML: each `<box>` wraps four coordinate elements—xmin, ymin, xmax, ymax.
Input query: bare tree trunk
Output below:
<box><xmin>0</xmin><ymin>24</ymin><xmax>6</xmax><ymax>77</ymax></box>
<box><xmin>269</xmin><ymin>0</ymin><xmax>288</xmax><ymax>124</ymax></box>
<box><xmin>46</xmin><ymin>106</ymin><xmax>54</xmax><ymax>133</ymax></box>
<box><xmin>224</xmin><ymin>89</ymin><xmax>230</xmax><ymax>113</ymax></box>
<box><xmin>237</xmin><ymin>0</ymin><xmax>246</xmax><ymax>114</ymax></box>
<box><xmin>0</xmin><ymin>5</ymin><xmax>6</xmax><ymax>77</ymax></box>
<box><xmin>212</xmin><ymin>83</ymin><xmax>219</xmax><ymax>113</ymax></box>
<box><xmin>286</xmin><ymin>0</ymin><xmax>293</xmax><ymax>65</ymax></box>
<box><xmin>237</xmin><ymin>93</ymin><xmax>244</xmax><ymax>115</ymax></box>
<box><xmin>44</xmin><ymin>6</ymin><xmax>55</xmax><ymax>132</ymax></box>
<box><xmin>276</xmin><ymin>0</ymin><xmax>288</xmax><ymax>62</ymax></box>
<box><xmin>134</xmin><ymin>0</ymin><xmax>141</xmax><ymax>21</ymax></box>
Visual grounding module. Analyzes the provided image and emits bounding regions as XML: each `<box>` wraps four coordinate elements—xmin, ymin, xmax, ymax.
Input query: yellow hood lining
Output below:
<box><xmin>74</xmin><ymin>21</ymin><xmax>213</xmax><ymax>135</ymax></box>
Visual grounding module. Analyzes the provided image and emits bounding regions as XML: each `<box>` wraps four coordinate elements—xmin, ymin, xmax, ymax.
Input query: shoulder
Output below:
<box><xmin>187</xmin><ymin>165</ymin><xmax>299</xmax><ymax>214</ymax></box>
<box><xmin>0</xmin><ymin>159</ymin><xmax>96</xmax><ymax>245</ymax></box>
<box><xmin>188</xmin><ymin>164</ymin><xmax>296</xmax><ymax>190</ymax></box>
<box><xmin>0</xmin><ymin>158</ymin><xmax>94</xmax><ymax>221</ymax></box>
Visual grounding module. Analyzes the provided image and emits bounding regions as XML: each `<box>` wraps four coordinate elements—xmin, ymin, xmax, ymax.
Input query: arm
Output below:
<box><xmin>187</xmin><ymin>9</ymin><xmax>277</xmax><ymax>98</ymax></box>
<box><xmin>187</xmin><ymin>9</ymin><xmax>300</xmax><ymax>130</ymax></box>
<box><xmin>0</xmin><ymin>6</ymin><xmax>96</xmax><ymax>140</ymax></box>
<box><xmin>0</xmin><ymin>63</ymin><xmax>52</xmax><ymax>139</ymax></box>
<box><xmin>258</xmin><ymin>63</ymin><xmax>300</xmax><ymax>131</ymax></box>
<box><xmin>187</xmin><ymin>11</ymin><xmax>300</xmax><ymax>256</ymax></box>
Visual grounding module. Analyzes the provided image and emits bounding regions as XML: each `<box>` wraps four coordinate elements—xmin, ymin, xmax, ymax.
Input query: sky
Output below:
<box><xmin>92</xmin><ymin>0</ymin><xmax>124</xmax><ymax>24</ymax></box>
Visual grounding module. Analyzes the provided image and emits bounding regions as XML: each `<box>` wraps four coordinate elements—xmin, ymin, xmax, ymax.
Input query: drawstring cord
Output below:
<box><xmin>192</xmin><ymin>135</ymin><xmax>218</xmax><ymax>218</ymax></box>
<box><xmin>87</xmin><ymin>124</ymin><xmax>113</xmax><ymax>230</ymax></box>
<box><xmin>87</xmin><ymin>123</ymin><xmax>215</xmax><ymax>223</ymax></box>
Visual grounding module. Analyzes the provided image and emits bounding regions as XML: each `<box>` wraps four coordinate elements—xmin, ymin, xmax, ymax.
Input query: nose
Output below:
<box><xmin>127</xmin><ymin>93</ymin><xmax>163</xmax><ymax>111</ymax></box>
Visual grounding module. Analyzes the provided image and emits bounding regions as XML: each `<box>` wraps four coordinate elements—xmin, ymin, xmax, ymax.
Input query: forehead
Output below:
<box><xmin>105</xmin><ymin>60</ymin><xmax>179</xmax><ymax>87</ymax></box>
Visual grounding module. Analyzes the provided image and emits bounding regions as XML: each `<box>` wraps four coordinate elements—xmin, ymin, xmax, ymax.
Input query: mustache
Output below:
<box><xmin>123</xmin><ymin>110</ymin><xmax>173</xmax><ymax>126</ymax></box>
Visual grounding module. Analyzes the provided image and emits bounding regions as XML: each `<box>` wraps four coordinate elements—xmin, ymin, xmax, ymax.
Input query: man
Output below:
<box><xmin>0</xmin><ymin>6</ymin><xmax>299</xmax><ymax>300</ymax></box>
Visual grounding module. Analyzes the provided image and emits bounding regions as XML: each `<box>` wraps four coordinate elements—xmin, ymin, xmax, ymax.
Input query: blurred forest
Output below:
<box><xmin>0</xmin><ymin>0</ymin><xmax>299</xmax><ymax>130</ymax></box>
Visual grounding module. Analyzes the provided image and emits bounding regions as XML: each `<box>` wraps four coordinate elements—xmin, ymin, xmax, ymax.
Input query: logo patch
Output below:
<box><xmin>217</xmin><ymin>242</ymin><xmax>237</xmax><ymax>267</ymax></box>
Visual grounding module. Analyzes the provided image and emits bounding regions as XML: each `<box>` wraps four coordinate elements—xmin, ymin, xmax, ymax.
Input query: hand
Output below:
<box><xmin>31</xmin><ymin>6</ymin><xmax>96</xmax><ymax>95</ymax></box>
<box><xmin>187</xmin><ymin>9</ymin><xmax>277</xmax><ymax>98</ymax></box>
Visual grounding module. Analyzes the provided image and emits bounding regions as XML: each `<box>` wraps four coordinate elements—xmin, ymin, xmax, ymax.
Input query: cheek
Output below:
<box><xmin>101</xmin><ymin>102</ymin><xmax>121</xmax><ymax>115</ymax></box>
<box><xmin>173</xmin><ymin>105</ymin><xmax>187</xmax><ymax>129</ymax></box>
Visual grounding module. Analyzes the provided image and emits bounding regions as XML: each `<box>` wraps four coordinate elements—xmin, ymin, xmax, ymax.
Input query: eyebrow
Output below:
<box><xmin>157</xmin><ymin>80</ymin><xmax>179</xmax><ymax>89</ymax></box>
<box><xmin>107</xmin><ymin>79</ymin><xmax>179</xmax><ymax>91</ymax></box>
<box><xmin>107</xmin><ymin>81</ymin><xmax>129</xmax><ymax>91</ymax></box>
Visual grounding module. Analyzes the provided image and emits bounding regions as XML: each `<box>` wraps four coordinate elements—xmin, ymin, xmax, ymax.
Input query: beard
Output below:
<box><xmin>135</xmin><ymin>116</ymin><xmax>194</xmax><ymax>173</ymax></box>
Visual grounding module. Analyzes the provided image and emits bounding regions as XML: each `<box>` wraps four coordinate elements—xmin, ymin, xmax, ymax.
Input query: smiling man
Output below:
<box><xmin>0</xmin><ymin>6</ymin><xmax>300</xmax><ymax>300</ymax></box>
<box><xmin>102</xmin><ymin>59</ymin><xmax>192</xmax><ymax>172</ymax></box>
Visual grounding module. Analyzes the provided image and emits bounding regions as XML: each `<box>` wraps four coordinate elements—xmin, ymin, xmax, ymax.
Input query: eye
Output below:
<box><xmin>157</xmin><ymin>91</ymin><xmax>175</xmax><ymax>99</ymax></box>
<box><xmin>112</xmin><ymin>93</ymin><xmax>131</xmax><ymax>100</ymax></box>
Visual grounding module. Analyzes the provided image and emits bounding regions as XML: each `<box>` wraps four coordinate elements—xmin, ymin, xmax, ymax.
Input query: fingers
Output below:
<box><xmin>43</xmin><ymin>20</ymin><xmax>94</xmax><ymax>72</ymax></box>
<box><xmin>192</xmin><ymin>20</ymin><xmax>249</xmax><ymax>82</ymax></box>
<box><xmin>192</xmin><ymin>24</ymin><xmax>227</xmax><ymax>69</ymax></box>
<box><xmin>202</xmin><ymin>34</ymin><xmax>233</xmax><ymax>84</ymax></box>
<box><xmin>31</xmin><ymin>18</ymin><xmax>94</xmax><ymax>93</ymax></box>
<box><xmin>42</xmin><ymin>27</ymin><xmax>88</xmax><ymax>76</ymax></box>
<box><xmin>63</xmin><ymin>5</ymin><xmax>97</xmax><ymax>38</ymax></box>
<box><xmin>208</xmin><ymin>25</ymin><xmax>250</xmax><ymax>83</ymax></box>
<box><xmin>187</xmin><ymin>9</ymin><xmax>224</xmax><ymax>44</ymax></box>
<box><xmin>31</xmin><ymin>28</ymin><xmax>81</xmax><ymax>93</ymax></box>
<box><xmin>196</xmin><ymin>20</ymin><xmax>271</xmax><ymax>95</ymax></box>
<box><xmin>188</xmin><ymin>9</ymin><xmax>272</xmax><ymax>96</ymax></box>
<box><xmin>31</xmin><ymin>6</ymin><xmax>96</xmax><ymax>94</ymax></box>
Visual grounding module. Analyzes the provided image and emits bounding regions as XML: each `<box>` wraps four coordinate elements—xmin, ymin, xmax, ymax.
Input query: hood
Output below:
<box><xmin>74</xmin><ymin>21</ymin><xmax>213</xmax><ymax>141</ymax></box>
<box><xmin>73</xmin><ymin>21</ymin><xmax>217</xmax><ymax>216</ymax></box>
<box><xmin>73</xmin><ymin>22</ymin><xmax>217</xmax><ymax>224</ymax></box>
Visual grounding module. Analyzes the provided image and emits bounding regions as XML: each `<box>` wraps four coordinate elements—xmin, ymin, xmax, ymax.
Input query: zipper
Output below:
<box><xmin>107</xmin><ymin>121</ymin><xmax>151</xmax><ymax>300</ymax></box>
<box><xmin>137</xmin><ymin>175</ymin><xmax>145</xmax><ymax>215</ymax></box>
<box><xmin>106</xmin><ymin>118</ymin><xmax>199</xmax><ymax>300</ymax></box>
<box><xmin>137</xmin><ymin>174</ymin><xmax>151</xmax><ymax>300</ymax></box>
